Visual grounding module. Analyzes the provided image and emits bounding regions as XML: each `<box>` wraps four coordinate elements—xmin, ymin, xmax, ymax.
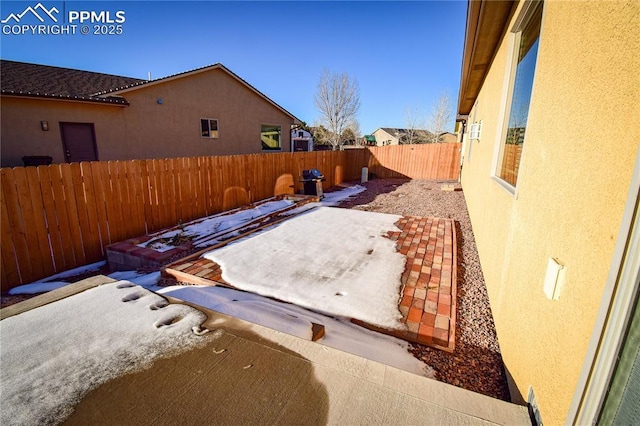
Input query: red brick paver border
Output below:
<box><xmin>386</xmin><ymin>216</ymin><xmax>457</xmax><ymax>352</ymax></box>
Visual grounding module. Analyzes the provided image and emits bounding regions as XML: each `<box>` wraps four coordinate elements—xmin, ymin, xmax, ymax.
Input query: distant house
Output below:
<box><xmin>435</xmin><ymin>132</ymin><xmax>458</xmax><ymax>143</ymax></box>
<box><xmin>364</xmin><ymin>135</ymin><xmax>377</xmax><ymax>146</ymax></box>
<box><xmin>0</xmin><ymin>60</ymin><xmax>300</xmax><ymax>167</ymax></box>
<box><xmin>456</xmin><ymin>0</ymin><xmax>639</xmax><ymax>424</ymax></box>
<box><xmin>371</xmin><ymin>127</ymin><xmax>434</xmax><ymax>146</ymax></box>
<box><xmin>291</xmin><ymin>128</ymin><xmax>313</xmax><ymax>152</ymax></box>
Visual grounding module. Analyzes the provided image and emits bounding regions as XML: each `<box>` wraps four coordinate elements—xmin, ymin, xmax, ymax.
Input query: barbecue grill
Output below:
<box><xmin>301</xmin><ymin>169</ymin><xmax>325</xmax><ymax>198</ymax></box>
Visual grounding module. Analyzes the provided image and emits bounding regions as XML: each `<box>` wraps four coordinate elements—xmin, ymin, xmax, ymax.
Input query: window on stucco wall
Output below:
<box><xmin>201</xmin><ymin>118</ymin><xmax>219</xmax><ymax>138</ymax></box>
<box><xmin>261</xmin><ymin>125</ymin><xmax>281</xmax><ymax>150</ymax></box>
<box><xmin>496</xmin><ymin>1</ymin><xmax>543</xmax><ymax>187</ymax></box>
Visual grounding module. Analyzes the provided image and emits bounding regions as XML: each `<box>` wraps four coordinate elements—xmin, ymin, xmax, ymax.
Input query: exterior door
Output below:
<box><xmin>60</xmin><ymin>122</ymin><xmax>98</xmax><ymax>163</ymax></box>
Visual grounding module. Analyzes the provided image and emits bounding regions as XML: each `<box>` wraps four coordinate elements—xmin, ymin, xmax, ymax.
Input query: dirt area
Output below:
<box><xmin>1</xmin><ymin>178</ymin><xmax>510</xmax><ymax>401</ymax></box>
<box><xmin>338</xmin><ymin>178</ymin><xmax>510</xmax><ymax>401</ymax></box>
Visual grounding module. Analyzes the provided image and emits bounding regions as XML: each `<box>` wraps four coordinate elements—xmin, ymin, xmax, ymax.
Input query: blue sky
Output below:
<box><xmin>1</xmin><ymin>1</ymin><xmax>467</xmax><ymax>134</ymax></box>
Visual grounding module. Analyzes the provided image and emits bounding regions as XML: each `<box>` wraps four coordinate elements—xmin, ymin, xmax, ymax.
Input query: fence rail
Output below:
<box><xmin>1</xmin><ymin>143</ymin><xmax>460</xmax><ymax>290</ymax></box>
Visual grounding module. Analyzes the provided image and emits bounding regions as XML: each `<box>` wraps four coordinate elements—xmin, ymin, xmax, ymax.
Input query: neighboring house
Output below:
<box><xmin>291</xmin><ymin>128</ymin><xmax>313</xmax><ymax>152</ymax></box>
<box><xmin>457</xmin><ymin>0</ymin><xmax>639</xmax><ymax>424</ymax></box>
<box><xmin>0</xmin><ymin>60</ymin><xmax>300</xmax><ymax>167</ymax></box>
<box><xmin>371</xmin><ymin>127</ymin><xmax>433</xmax><ymax>146</ymax></box>
<box><xmin>435</xmin><ymin>132</ymin><xmax>457</xmax><ymax>143</ymax></box>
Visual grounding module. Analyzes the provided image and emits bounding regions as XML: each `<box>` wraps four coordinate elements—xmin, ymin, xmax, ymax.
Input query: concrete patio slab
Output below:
<box><xmin>65</xmin><ymin>299</ymin><xmax>530</xmax><ymax>425</ymax></box>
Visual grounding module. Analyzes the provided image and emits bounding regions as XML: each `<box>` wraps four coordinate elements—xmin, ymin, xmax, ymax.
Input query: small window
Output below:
<box><xmin>201</xmin><ymin>119</ymin><xmax>219</xmax><ymax>138</ymax></box>
<box><xmin>496</xmin><ymin>1</ymin><xmax>542</xmax><ymax>187</ymax></box>
<box><xmin>261</xmin><ymin>125</ymin><xmax>281</xmax><ymax>150</ymax></box>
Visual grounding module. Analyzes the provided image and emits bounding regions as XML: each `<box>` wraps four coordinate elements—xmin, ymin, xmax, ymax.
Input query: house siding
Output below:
<box><xmin>372</xmin><ymin>129</ymin><xmax>398</xmax><ymax>146</ymax></box>
<box><xmin>0</xmin><ymin>97</ymin><xmax>127</xmax><ymax>166</ymax></box>
<box><xmin>1</xmin><ymin>67</ymin><xmax>294</xmax><ymax>167</ymax></box>
<box><xmin>460</xmin><ymin>1</ymin><xmax>640</xmax><ymax>423</ymax></box>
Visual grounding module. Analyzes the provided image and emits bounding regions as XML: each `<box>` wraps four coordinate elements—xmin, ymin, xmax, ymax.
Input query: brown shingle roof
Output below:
<box><xmin>0</xmin><ymin>60</ymin><xmax>144</xmax><ymax>105</ymax></box>
<box><xmin>0</xmin><ymin>61</ymin><xmax>300</xmax><ymax>122</ymax></box>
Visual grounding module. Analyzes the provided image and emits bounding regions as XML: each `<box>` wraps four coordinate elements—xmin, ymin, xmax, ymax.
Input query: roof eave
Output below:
<box><xmin>457</xmin><ymin>0</ymin><xmax>518</xmax><ymax>116</ymax></box>
<box><xmin>1</xmin><ymin>91</ymin><xmax>130</xmax><ymax>106</ymax></box>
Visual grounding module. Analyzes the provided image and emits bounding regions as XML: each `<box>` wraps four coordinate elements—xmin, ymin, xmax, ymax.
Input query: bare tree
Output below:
<box><xmin>428</xmin><ymin>91</ymin><xmax>453</xmax><ymax>143</ymax></box>
<box><xmin>404</xmin><ymin>105</ymin><xmax>426</xmax><ymax>144</ymax></box>
<box><xmin>346</xmin><ymin>119</ymin><xmax>361</xmax><ymax>145</ymax></box>
<box><xmin>315</xmin><ymin>70</ymin><xmax>360</xmax><ymax>150</ymax></box>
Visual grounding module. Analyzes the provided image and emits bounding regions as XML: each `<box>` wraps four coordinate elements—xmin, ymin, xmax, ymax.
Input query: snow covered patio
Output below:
<box><xmin>160</xmin><ymin>193</ymin><xmax>457</xmax><ymax>352</ymax></box>
<box><xmin>0</xmin><ymin>275</ymin><xmax>528</xmax><ymax>425</ymax></box>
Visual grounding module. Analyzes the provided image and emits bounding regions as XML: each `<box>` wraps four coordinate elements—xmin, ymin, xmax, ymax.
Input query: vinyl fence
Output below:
<box><xmin>1</xmin><ymin>143</ymin><xmax>460</xmax><ymax>290</ymax></box>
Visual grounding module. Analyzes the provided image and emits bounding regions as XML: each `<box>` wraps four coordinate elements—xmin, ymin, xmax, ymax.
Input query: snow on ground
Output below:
<box><xmin>159</xmin><ymin>284</ymin><xmax>432</xmax><ymax>377</ymax></box>
<box><xmin>7</xmin><ymin>269</ymin><xmax>431</xmax><ymax>378</ymax></box>
<box><xmin>7</xmin><ymin>280</ymin><xmax>70</xmax><ymax>294</ymax></box>
<box><xmin>141</xmin><ymin>199</ymin><xmax>295</xmax><ymax>251</ymax></box>
<box><xmin>0</xmin><ymin>281</ymin><xmax>209</xmax><ymax>425</ymax></box>
<box><xmin>7</xmin><ymin>261</ymin><xmax>106</xmax><ymax>295</ymax></box>
<box><xmin>137</xmin><ymin>185</ymin><xmax>366</xmax><ymax>252</ymax></box>
<box><xmin>321</xmin><ymin>184</ymin><xmax>366</xmax><ymax>205</ymax></box>
<box><xmin>204</xmin><ymin>206</ymin><xmax>407</xmax><ymax>331</ymax></box>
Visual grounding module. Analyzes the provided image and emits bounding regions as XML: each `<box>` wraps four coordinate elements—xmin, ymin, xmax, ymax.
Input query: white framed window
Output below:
<box><xmin>494</xmin><ymin>0</ymin><xmax>543</xmax><ymax>189</ymax></box>
<box><xmin>201</xmin><ymin>118</ymin><xmax>219</xmax><ymax>138</ymax></box>
<box><xmin>261</xmin><ymin>124</ymin><xmax>281</xmax><ymax>150</ymax></box>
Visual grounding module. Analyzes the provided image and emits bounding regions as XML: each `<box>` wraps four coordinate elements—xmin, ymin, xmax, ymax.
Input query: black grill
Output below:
<box><xmin>301</xmin><ymin>169</ymin><xmax>325</xmax><ymax>198</ymax></box>
<box><xmin>302</xmin><ymin>169</ymin><xmax>325</xmax><ymax>181</ymax></box>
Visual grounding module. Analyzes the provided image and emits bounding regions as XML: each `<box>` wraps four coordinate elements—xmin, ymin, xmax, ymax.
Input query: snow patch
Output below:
<box><xmin>140</xmin><ymin>199</ymin><xmax>295</xmax><ymax>252</ymax></box>
<box><xmin>204</xmin><ymin>206</ymin><xmax>407</xmax><ymax>331</ymax></box>
<box><xmin>160</xmin><ymin>285</ymin><xmax>431</xmax><ymax>377</ymax></box>
<box><xmin>7</xmin><ymin>281</ymin><xmax>70</xmax><ymax>295</ymax></box>
<box><xmin>0</xmin><ymin>282</ymin><xmax>208</xmax><ymax>425</ymax></box>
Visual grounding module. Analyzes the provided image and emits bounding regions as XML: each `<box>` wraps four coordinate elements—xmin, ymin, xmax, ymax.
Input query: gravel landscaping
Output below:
<box><xmin>338</xmin><ymin>178</ymin><xmax>511</xmax><ymax>401</ymax></box>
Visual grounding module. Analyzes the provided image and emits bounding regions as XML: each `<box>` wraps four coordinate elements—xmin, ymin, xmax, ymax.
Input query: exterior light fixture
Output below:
<box><xmin>40</xmin><ymin>121</ymin><xmax>49</xmax><ymax>131</ymax></box>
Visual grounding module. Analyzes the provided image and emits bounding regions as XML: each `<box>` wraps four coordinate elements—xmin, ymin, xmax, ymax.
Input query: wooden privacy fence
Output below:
<box><xmin>355</xmin><ymin>143</ymin><xmax>461</xmax><ymax>180</ymax></box>
<box><xmin>0</xmin><ymin>143</ymin><xmax>460</xmax><ymax>290</ymax></box>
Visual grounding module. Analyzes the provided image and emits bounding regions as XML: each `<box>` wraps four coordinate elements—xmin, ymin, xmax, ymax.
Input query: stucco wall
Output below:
<box><xmin>1</xmin><ymin>68</ymin><xmax>293</xmax><ymax>167</ymax></box>
<box><xmin>460</xmin><ymin>0</ymin><xmax>640</xmax><ymax>423</ymax></box>
<box><xmin>0</xmin><ymin>97</ymin><xmax>126</xmax><ymax>166</ymax></box>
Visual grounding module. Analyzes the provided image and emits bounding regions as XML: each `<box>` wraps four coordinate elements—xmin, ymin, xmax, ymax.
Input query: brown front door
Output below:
<box><xmin>60</xmin><ymin>122</ymin><xmax>98</xmax><ymax>163</ymax></box>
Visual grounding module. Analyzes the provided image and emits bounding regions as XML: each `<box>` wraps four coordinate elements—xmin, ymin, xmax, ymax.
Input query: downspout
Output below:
<box><xmin>456</xmin><ymin>117</ymin><xmax>468</xmax><ymax>183</ymax></box>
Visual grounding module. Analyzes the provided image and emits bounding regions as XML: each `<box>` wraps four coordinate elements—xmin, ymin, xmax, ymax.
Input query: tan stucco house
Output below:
<box><xmin>0</xmin><ymin>60</ymin><xmax>300</xmax><ymax>167</ymax></box>
<box><xmin>371</xmin><ymin>127</ymin><xmax>434</xmax><ymax>146</ymax></box>
<box><xmin>457</xmin><ymin>0</ymin><xmax>639</xmax><ymax>424</ymax></box>
<box><xmin>437</xmin><ymin>132</ymin><xmax>458</xmax><ymax>143</ymax></box>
